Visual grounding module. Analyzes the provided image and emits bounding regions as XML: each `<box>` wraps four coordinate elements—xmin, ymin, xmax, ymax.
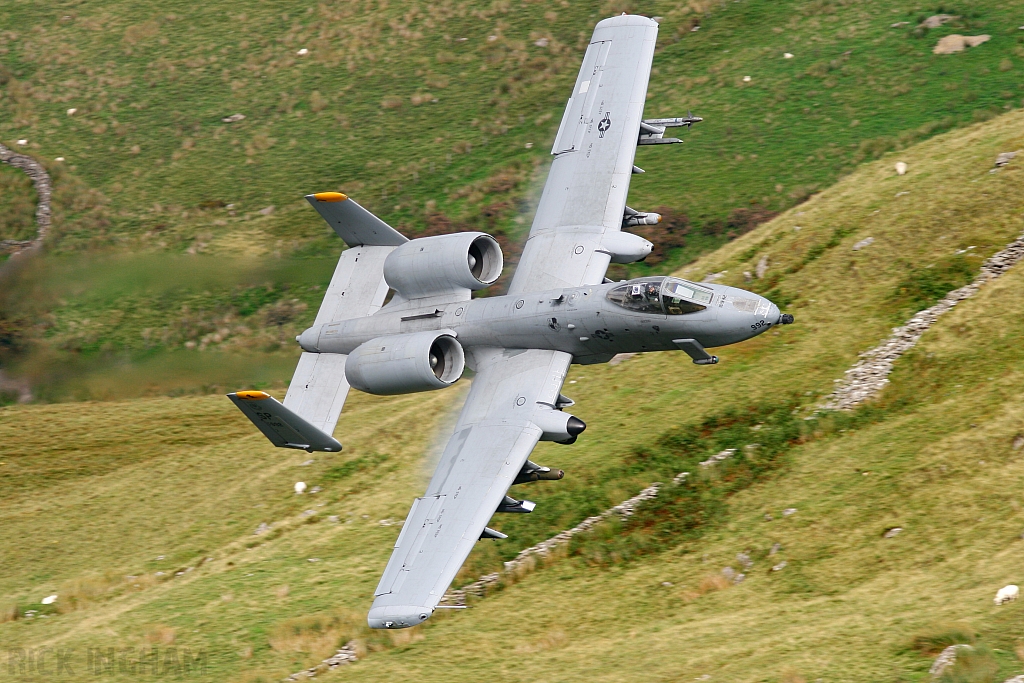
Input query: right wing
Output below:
<box><xmin>368</xmin><ymin>348</ymin><xmax>571</xmax><ymax>628</ymax></box>
<box><xmin>230</xmin><ymin>195</ymin><xmax>406</xmax><ymax>448</ymax></box>
<box><xmin>508</xmin><ymin>15</ymin><xmax>659</xmax><ymax>295</ymax></box>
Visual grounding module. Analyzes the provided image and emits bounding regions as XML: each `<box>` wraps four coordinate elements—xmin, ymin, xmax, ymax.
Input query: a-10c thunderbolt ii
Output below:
<box><xmin>229</xmin><ymin>14</ymin><xmax>793</xmax><ymax>630</ymax></box>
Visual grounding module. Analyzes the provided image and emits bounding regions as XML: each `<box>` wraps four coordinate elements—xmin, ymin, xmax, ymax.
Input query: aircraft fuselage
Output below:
<box><xmin>299</xmin><ymin>277</ymin><xmax>783</xmax><ymax>366</ymax></box>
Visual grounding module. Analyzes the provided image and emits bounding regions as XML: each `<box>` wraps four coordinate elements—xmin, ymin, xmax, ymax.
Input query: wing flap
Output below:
<box><xmin>282</xmin><ymin>352</ymin><xmax>351</xmax><ymax>437</ymax></box>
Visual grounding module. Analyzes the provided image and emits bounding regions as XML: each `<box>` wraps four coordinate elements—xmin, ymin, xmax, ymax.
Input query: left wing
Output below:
<box><xmin>507</xmin><ymin>15</ymin><xmax>659</xmax><ymax>295</ymax></box>
<box><xmin>368</xmin><ymin>348</ymin><xmax>571</xmax><ymax>628</ymax></box>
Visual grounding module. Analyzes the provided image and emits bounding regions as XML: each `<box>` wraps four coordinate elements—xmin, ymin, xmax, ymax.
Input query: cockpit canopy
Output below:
<box><xmin>606</xmin><ymin>277</ymin><xmax>713</xmax><ymax>315</ymax></box>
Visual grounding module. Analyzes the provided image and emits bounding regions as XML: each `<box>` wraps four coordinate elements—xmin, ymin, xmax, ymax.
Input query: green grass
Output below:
<box><xmin>1</xmin><ymin>105</ymin><xmax>1023</xmax><ymax>682</ymax></box>
<box><xmin>0</xmin><ymin>163</ymin><xmax>37</xmax><ymax>243</ymax></box>
<box><xmin>3</xmin><ymin>0</ymin><xmax>1024</xmax><ymax>394</ymax></box>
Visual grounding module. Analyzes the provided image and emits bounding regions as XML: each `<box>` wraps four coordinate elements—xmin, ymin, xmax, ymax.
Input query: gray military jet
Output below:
<box><xmin>228</xmin><ymin>14</ymin><xmax>792</xmax><ymax>629</ymax></box>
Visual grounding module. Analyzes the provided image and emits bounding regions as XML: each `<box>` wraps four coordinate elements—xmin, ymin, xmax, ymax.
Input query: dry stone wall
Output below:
<box><xmin>822</xmin><ymin>229</ymin><xmax>1024</xmax><ymax>410</ymax></box>
<box><xmin>0</xmin><ymin>142</ymin><xmax>52</xmax><ymax>257</ymax></box>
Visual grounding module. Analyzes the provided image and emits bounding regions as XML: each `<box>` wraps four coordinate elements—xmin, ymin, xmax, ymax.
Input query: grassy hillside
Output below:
<box><xmin>2</xmin><ymin>106</ymin><xmax>1022</xmax><ymax>682</ymax></box>
<box><xmin>2</xmin><ymin>0</ymin><xmax>1024</xmax><ymax>396</ymax></box>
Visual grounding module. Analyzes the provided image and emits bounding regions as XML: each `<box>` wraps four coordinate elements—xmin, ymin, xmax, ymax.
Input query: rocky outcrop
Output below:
<box><xmin>823</xmin><ymin>230</ymin><xmax>1024</xmax><ymax>410</ymax></box>
<box><xmin>0</xmin><ymin>143</ymin><xmax>52</xmax><ymax>257</ymax></box>
<box><xmin>933</xmin><ymin>34</ymin><xmax>991</xmax><ymax>54</ymax></box>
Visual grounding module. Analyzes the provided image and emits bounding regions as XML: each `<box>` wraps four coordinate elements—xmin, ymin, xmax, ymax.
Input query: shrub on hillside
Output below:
<box><xmin>911</xmin><ymin>622</ymin><xmax>977</xmax><ymax>655</ymax></box>
<box><xmin>570</xmin><ymin>400</ymin><xmax>805</xmax><ymax>566</ymax></box>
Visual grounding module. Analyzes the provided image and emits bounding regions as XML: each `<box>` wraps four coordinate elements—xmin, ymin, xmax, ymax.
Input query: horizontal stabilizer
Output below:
<box><xmin>227</xmin><ymin>390</ymin><xmax>342</xmax><ymax>452</ymax></box>
<box><xmin>305</xmin><ymin>192</ymin><xmax>408</xmax><ymax>247</ymax></box>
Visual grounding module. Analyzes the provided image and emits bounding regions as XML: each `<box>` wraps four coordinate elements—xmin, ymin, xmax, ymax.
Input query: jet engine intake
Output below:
<box><xmin>345</xmin><ymin>330</ymin><xmax>465</xmax><ymax>395</ymax></box>
<box><xmin>383</xmin><ymin>232</ymin><xmax>502</xmax><ymax>301</ymax></box>
<box><xmin>598</xmin><ymin>230</ymin><xmax>654</xmax><ymax>264</ymax></box>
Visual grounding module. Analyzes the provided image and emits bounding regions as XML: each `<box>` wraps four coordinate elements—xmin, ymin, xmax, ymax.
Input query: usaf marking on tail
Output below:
<box><xmin>228</xmin><ymin>14</ymin><xmax>793</xmax><ymax>630</ymax></box>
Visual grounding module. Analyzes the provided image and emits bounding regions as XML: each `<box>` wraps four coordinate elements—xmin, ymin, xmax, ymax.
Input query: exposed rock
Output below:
<box><xmin>933</xmin><ymin>34</ymin><xmax>990</xmax><ymax>54</ymax></box>
<box><xmin>253</xmin><ymin>522</ymin><xmax>271</xmax><ymax>536</ymax></box>
<box><xmin>891</xmin><ymin>21</ymin><xmax>909</xmax><ymax>28</ymax></box>
<box><xmin>769</xmin><ymin>542</ymin><xmax>781</xmax><ymax>555</ymax></box>
<box><xmin>1013</xmin><ymin>434</ymin><xmax>1024</xmax><ymax>450</ymax></box>
<box><xmin>930</xmin><ymin>644</ymin><xmax>971</xmax><ymax>677</ymax></box>
<box><xmin>782</xmin><ymin>507</ymin><xmax>797</xmax><ymax>516</ymax></box>
<box><xmin>702</xmin><ymin>271</ymin><xmax>726</xmax><ymax>283</ymax></box>
<box><xmin>771</xmin><ymin>561</ymin><xmax>787</xmax><ymax>572</ymax></box>
<box><xmin>822</xmin><ymin>229</ymin><xmax>1024</xmax><ymax>410</ymax></box>
<box><xmin>921</xmin><ymin>14</ymin><xmax>957</xmax><ymax>28</ymax></box>
<box><xmin>699</xmin><ymin>448</ymin><xmax>736</xmax><ymax>467</ymax></box>
<box><xmin>736</xmin><ymin>551</ymin><xmax>753</xmax><ymax>569</ymax></box>
<box><xmin>853</xmin><ymin>237</ymin><xmax>874</xmax><ymax>251</ymax></box>
<box><xmin>673</xmin><ymin>471</ymin><xmax>690</xmax><ymax>484</ymax></box>
<box><xmin>895</xmin><ymin>161</ymin><xmax>908</xmax><ymax>175</ymax></box>
<box><xmin>756</xmin><ymin>255</ymin><xmax>769</xmax><ymax>279</ymax></box>
<box><xmin>995</xmin><ymin>151</ymin><xmax>1018</xmax><ymax>167</ymax></box>
<box><xmin>743</xmin><ymin>271</ymin><xmax>753</xmax><ymax>283</ymax></box>
<box><xmin>883</xmin><ymin>526</ymin><xmax>903</xmax><ymax>538</ymax></box>
<box><xmin>608</xmin><ymin>352</ymin><xmax>637</xmax><ymax>366</ymax></box>
<box><xmin>259</xmin><ymin>206</ymin><xmax>275</xmax><ymax>216</ymax></box>
<box><xmin>283</xmin><ymin>641</ymin><xmax>358</xmax><ymax>681</ymax></box>
<box><xmin>221</xmin><ymin>113</ymin><xmax>246</xmax><ymax>123</ymax></box>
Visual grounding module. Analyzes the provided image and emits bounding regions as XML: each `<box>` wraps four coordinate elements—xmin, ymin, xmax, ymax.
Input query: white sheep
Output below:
<box><xmin>294</xmin><ymin>481</ymin><xmax>307</xmax><ymax>495</ymax></box>
<box><xmin>994</xmin><ymin>584</ymin><xmax>1019</xmax><ymax>605</ymax></box>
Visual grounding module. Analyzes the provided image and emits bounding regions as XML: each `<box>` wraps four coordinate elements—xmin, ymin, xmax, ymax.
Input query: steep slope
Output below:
<box><xmin>2</xmin><ymin>0</ymin><xmax>1024</xmax><ymax>397</ymax></box>
<box><xmin>1</xmin><ymin>108</ymin><xmax>1022</xmax><ymax>682</ymax></box>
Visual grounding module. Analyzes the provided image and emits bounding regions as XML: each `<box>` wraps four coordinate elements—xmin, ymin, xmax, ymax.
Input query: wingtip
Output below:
<box><xmin>367</xmin><ymin>605</ymin><xmax>433</xmax><ymax>629</ymax></box>
<box><xmin>312</xmin><ymin>191</ymin><xmax>348</xmax><ymax>202</ymax></box>
<box><xmin>232</xmin><ymin>390</ymin><xmax>272</xmax><ymax>400</ymax></box>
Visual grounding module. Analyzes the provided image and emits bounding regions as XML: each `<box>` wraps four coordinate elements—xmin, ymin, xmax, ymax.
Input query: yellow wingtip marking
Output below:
<box><xmin>235</xmin><ymin>390</ymin><xmax>271</xmax><ymax>400</ymax></box>
<box><xmin>314</xmin><ymin>192</ymin><xmax>348</xmax><ymax>202</ymax></box>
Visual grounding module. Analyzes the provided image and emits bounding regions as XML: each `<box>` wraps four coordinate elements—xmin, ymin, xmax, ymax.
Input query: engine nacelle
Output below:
<box><xmin>598</xmin><ymin>231</ymin><xmax>654</xmax><ymax>264</ymax></box>
<box><xmin>345</xmin><ymin>331</ymin><xmax>465</xmax><ymax>395</ymax></box>
<box><xmin>383</xmin><ymin>232</ymin><xmax>503</xmax><ymax>300</ymax></box>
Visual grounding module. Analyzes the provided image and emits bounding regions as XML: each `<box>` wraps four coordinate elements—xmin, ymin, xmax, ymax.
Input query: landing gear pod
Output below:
<box><xmin>346</xmin><ymin>331</ymin><xmax>465</xmax><ymax>395</ymax></box>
